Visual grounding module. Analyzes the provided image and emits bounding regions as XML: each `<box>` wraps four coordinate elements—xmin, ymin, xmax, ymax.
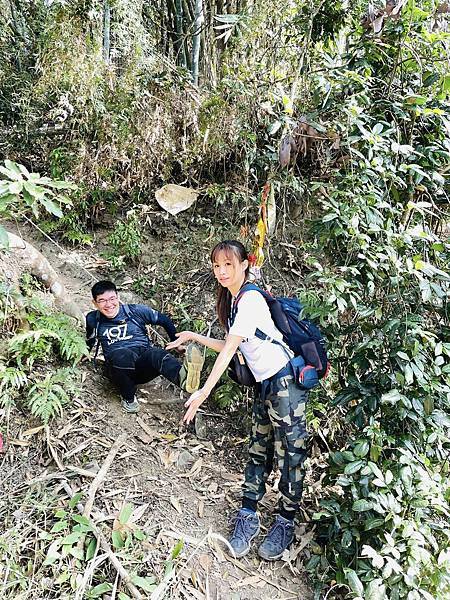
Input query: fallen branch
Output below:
<box><xmin>83</xmin><ymin>433</ymin><xmax>127</xmax><ymax>519</ymax></box>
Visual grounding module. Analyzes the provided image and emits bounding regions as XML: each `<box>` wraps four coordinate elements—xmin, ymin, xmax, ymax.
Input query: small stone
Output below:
<box><xmin>177</xmin><ymin>449</ymin><xmax>195</xmax><ymax>470</ymax></box>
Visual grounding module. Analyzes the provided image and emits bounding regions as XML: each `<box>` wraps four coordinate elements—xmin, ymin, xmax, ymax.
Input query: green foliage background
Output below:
<box><xmin>0</xmin><ymin>0</ymin><xmax>449</xmax><ymax>598</ymax></box>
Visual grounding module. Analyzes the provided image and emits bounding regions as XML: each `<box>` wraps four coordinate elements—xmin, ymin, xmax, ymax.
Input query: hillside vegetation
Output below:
<box><xmin>1</xmin><ymin>1</ymin><xmax>450</xmax><ymax>598</ymax></box>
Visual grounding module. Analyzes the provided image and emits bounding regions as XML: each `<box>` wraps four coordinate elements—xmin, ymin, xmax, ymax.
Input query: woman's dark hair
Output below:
<box><xmin>91</xmin><ymin>280</ymin><xmax>117</xmax><ymax>300</ymax></box>
<box><xmin>210</xmin><ymin>240</ymin><xmax>249</xmax><ymax>329</ymax></box>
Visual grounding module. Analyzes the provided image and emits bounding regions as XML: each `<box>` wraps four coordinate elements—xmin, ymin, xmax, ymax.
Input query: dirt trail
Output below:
<box><xmin>2</xmin><ymin>224</ymin><xmax>312</xmax><ymax>600</ymax></box>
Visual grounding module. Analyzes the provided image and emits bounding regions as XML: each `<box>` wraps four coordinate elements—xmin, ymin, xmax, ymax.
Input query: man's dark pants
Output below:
<box><xmin>104</xmin><ymin>346</ymin><xmax>182</xmax><ymax>401</ymax></box>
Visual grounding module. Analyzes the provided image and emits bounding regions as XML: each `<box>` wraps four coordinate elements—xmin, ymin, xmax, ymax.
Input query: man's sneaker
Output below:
<box><xmin>121</xmin><ymin>397</ymin><xmax>140</xmax><ymax>413</ymax></box>
<box><xmin>179</xmin><ymin>343</ymin><xmax>204</xmax><ymax>393</ymax></box>
<box><xmin>227</xmin><ymin>508</ymin><xmax>260</xmax><ymax>558</ymax></box>
<box><xmin>258</xmin><ymin>515</ymin><xmax>295</xmax><ymax>561</ymax></box>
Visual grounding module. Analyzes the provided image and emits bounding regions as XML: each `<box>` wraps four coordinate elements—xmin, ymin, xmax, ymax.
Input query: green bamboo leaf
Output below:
<box><xmin>112</xmin><ymin>530</ymin><xmax>124</xmax><ymax>549</ymax></box>
<box><xmin>119</xmin><ymin>503</ymin><xmax>133</xmax><ymax>525</ymax></box>
<box><xmin>171</xmin><ymin>539</ymin><xmax>184</xmax><ymax>559</ymax></box>
<box><xmin>130</xmin><ymin>575</ymin><xmax>157</xmax><ymax>592</ymax></box>
<box><xmin>89</xmin><ymin>583</ymin><xmax>112</xmax><ymax>597</ymax></box>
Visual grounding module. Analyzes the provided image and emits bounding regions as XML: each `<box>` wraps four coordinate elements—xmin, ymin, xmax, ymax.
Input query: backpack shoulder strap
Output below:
<box><xmin>122</xmin><ymin>304</ymin><xmax>145</xmax><ymax>329</ymax></box>
<box><xmin>93</xmin><ymin>310</ymin><xmax>101</xmax><ymax>363</ymax></box>
<box><xmin>229</xmin><ymin>282</ymin><xmax>264</xmax><ymax>328</ymax></box>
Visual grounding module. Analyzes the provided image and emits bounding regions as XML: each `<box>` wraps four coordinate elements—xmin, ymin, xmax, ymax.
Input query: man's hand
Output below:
<box><xmin>183</xmin><ymin>388</ymin><xmax>208</xmax><ymax>424</ymax></box>
<box><xmin>166</xmin><ymin>331</ymin><xmax>195</xmax><ymax>351</ymax></box>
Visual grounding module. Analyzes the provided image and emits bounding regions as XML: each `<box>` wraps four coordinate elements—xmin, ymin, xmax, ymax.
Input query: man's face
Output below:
<box><xmin>93</xmin><ymin>290</ymin><xmax>120</xmax><ymax>318</ymax></box>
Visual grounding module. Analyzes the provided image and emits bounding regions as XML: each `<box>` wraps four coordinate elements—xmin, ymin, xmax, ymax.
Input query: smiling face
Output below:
<box><xmin>93</xmin><ymin>290</ymin><xmax>120</xmax><ymax>318</ymax></box>
<box><xmin>212</xmin><ymin>249</ymin><xmax>248</xmax><ymax>294</ymax></box>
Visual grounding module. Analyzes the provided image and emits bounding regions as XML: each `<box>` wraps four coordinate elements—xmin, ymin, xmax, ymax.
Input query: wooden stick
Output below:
<box><xmin>83</xmin><ymin>433</ymin><xmax>126</xmax><ymax>519</ymax></box>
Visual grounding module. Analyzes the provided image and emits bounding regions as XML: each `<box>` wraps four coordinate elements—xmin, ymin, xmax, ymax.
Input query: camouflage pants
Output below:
<box><xmin>242</xmin><ymin>363</ymin><xmax>309</xmax><ymax>515</ymax></box>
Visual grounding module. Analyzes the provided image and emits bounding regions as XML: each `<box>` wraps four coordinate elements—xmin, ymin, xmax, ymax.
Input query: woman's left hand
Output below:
<box><xmin>183</xmin><ymin>388</ymin><xmax>208</xmax><ymax>424</ymax></box>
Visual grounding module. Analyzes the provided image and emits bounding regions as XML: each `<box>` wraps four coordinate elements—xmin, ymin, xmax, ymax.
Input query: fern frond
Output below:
<box><xmin>25</xmin><ymin>368</ymin><xmax>77</xmax><ymax>423</ymax></box>
<box><xmin>9</xmin><ymin>328</ymin><xmax>59</xmax><ymax>366</ymax></box>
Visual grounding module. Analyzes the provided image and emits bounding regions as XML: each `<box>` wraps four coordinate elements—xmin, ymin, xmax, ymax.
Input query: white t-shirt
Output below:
<box><xmin>228</xmin><ymin>290</ymin><xmax>292</xmax><ymax>382</ymax></box>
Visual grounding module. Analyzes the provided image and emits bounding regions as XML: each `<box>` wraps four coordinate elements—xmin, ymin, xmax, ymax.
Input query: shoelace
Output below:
<box><xmin>266</xmin><ymin>519</ymin><xmax>292</xmax><ymax>547</ymax></box>
<box><xmin>230</xmin><ymin>513</ymin><xmax>256</xmax><ymax>540</ymax></box>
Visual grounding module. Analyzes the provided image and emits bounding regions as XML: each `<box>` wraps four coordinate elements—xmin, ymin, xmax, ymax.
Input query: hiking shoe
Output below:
<box><xmin>121</xmin><ymin>397</ymin><xmax>140</xmax><ymax>413</ymax></box>
<box><xmin>258</xmin><ymin>515</ymin><xmax>295</xmax><ymax>561</ymax></box>
<box><xmin>227</xmin><ymin>508</ymin><xmax>260</xmax><ymax>558</ymax></box>
<box><xmin>180</xmin><ymin>343</ymin><xmax>204</xmax><ymax>393</ymax></box>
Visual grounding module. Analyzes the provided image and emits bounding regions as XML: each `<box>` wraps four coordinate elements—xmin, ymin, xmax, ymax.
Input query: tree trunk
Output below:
<box><xmin>191</xmin><ymin>0</ymin><xmax>204</xmax><ymax>86</ymax></box>
<box><xmin>103</xmin><ymin>0</ymin><xmax>111</xmax><ymax>62</ymax></box>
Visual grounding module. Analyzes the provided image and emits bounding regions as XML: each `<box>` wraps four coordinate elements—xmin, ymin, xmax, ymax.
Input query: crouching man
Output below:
<box><xmin>85</xmin><ymin>280</ymin><xmax>204</xmax><ymax>413</ymax></box>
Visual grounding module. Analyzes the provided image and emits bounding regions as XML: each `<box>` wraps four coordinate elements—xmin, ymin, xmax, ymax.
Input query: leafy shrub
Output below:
<box><xmin>297</xmin><ymin>5</ymin><xmax>450</xmax><ymax>597</ymax></box>
<box><xmin>106</xmin><ymin>212</ymin><xmax>142</xmax><ymax>264</ymax></box>
<box><xmin>0</xmin><ymin>160</ymin><xmax>75</xmax><ymax>246</ymax></box>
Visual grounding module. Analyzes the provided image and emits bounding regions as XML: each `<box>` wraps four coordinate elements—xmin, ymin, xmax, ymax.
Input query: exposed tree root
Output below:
<box><xmin>5</xmin><ymin>231</ymin><xmax>84</xmax><ymax>322</ymax></box>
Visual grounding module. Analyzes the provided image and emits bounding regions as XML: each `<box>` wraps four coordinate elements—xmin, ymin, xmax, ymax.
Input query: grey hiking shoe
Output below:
<box><xmin>227</xmin><ymin>509</ymin><xmax>260</xmax><ymax>558</ymax></box>
<box><xmin>121</xmin><ymin>397</ymin><xmax>140</xmax><ymax>413</ymax></box>
<box><xmin>179</xmin><ymin>343</ymin><xmax>204</xmax><ymax>393</ymax></box>
<box><xmin>258</xmin><ymin>515</ymin><xmax>295</xmax><ymax>561</ymax></box>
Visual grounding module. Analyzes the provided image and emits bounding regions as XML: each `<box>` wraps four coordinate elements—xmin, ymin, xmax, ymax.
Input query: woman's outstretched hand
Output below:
<box><xmin>183</xmin><ymin>388</ymin><xmax>208</xmax><ymax>424</ymax></box>
<box><xmin>166</xmin><ymin>331</ymin><xmax>194</xmax><ymax>351</ymax></box>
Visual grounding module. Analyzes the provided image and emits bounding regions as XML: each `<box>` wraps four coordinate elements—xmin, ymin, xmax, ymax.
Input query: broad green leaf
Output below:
<box><xmin>405</xmin><ymin>95</ymin><xmax>427</xmax><ymax>105</ymax></box>
<box><xmin>69</xmin><ymin>492</ymin><xmax>83</xmax><ymax>508</ymax></box>
<box><xmin>4</xmin><ymin>160</ymin><xmax>22</xmax><ymax>175</ymax></box>
<box><xmin>69</xmin><ymin>545</ymin><xmax>84</xmax><ymax>560</ymax></box>
<box><xmin>365</xmin><ymin>578</ymin><xmax>387</xmax><ymax>599</ymax></box>
<box><xmin>368</xmin><ymin>462</ymin><xmax>384</xmax><ymax>480</ymax></box>
<box><xmin>40</xmin><ymin>197</ymin><xmax>63</xmax><ymax>217</ymax></box>
<box><xmin>345</xmin><ymin>568</ymin><xmax>364</xmax><ymax>596</ymax></box>
<box><xmin>442</xmin><ymin>74</ymin><xmax>450</xmax><ymax>93</ymax></box>
<box><xmin>72</xmin><ymin>514</ymin><xmax>91</xmax><ymax>527</ymax></box>
<box><xmin>352</xmin><ymin>499</ymin><xmax>374</xmax><ymax>512</ymax></box>
<box><xmin>268</xmin><ymin>120</ymin><xmax>282</xmax><ymax>135</ymax></box>
<box><xmin>23</xmin><ymin>181</ymin><xmax>46</xmax><ymax>198</ymax></box>
<box><xmin>372</xmin><ymin>123</ymin><xmax>383</xmax><ymax>135</ymax></box>
<box><xmin>44</xmin><ymin>179</ymin><xmax>76</xmax><ymax>190</ymax></box>
<box><xmin>51</xmin><ymin>520</ymin><xmax>68</xmax><ymax>533</ymax></box>
<box><xmin>85</xmin><ymin>537</ymin><xmax>97</xmax><ymax>561</ymax></box>
<box><xmin>9</xmin><ymin>180</ymin><xmax>23</xmax><ymax>195</ymax></box>
<box><xmin>344</xmin><ymin>460</ymin><xmax>364</xmax><ymax>475</ymax></box>
<box><xmin>354</xmin><ymin>440</ymin><xmax>370</xmax><ymax>458</ymax></box>
<box><xmin>43</xmin><ymin>540</ymin><xmax>61</xmax><ymax>566</ymax></box>
<box><xmin>364</xmin><ymin>517</ymin><xmax>385</xmax><ymax>531</ymax></box>
<box><xmin>61</xmin><ymin>531</ymin><xmax>82</xmax><ymax>545</ymax></box>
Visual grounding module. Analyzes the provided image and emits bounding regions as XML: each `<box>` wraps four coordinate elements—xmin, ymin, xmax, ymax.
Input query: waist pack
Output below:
<box><xmin>228</xmin><ymin>283</ymin><xmax>330</xmax><ymax>386</ymax></box>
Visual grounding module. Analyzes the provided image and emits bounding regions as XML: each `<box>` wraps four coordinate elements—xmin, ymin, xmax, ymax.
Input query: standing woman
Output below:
<box><xmin>166</xmin><ymin>240</ymin><xmax>309</xmax><ymax>561</ymax></box>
